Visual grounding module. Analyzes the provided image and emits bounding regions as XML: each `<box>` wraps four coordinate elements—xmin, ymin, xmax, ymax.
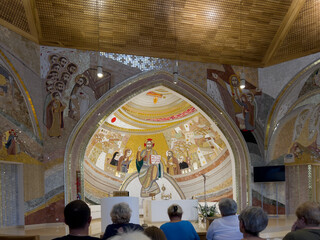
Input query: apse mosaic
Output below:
<box><xmin>85</xmin><ymin>87</ymin><xmax>227</xmax><ymax>181</ymax></box>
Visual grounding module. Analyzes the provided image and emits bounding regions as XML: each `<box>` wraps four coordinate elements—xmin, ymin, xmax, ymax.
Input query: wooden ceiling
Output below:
<box><xmin>1</xmin><ymin>0</ymin><xmax>320</xmax><ymax>67</ymax></box>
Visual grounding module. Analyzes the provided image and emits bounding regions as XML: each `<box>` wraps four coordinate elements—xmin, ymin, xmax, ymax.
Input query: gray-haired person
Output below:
<box><xmin>238</xmin><ymin>206</ymin><xmax>268</xmax><ymax>240</ymax></box>
<box><xmin>102</xmin><ymin>202</ymin><xmax>144</xmax><ymax>240</ymax></box>
<box><xmin>206</xmin><ymin>198</ymin><xmax>243</xmax><ymax>240</ymax></box>
<box><xmin>108</xmin><ymin>231</ymin><xmax>151</xmax><ymax>240</ymax></box>
<box><xmin>283</xmin><ymin>201</ymin><xmax>320</xmax><ymax>240</ymax></box>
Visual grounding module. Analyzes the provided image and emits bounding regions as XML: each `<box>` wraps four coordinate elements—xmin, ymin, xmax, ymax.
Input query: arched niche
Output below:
<box><xmin>265</xmin><ymin>59</ymin><xmax>320</xmax><ymax>213</ymax></box>
<box><xmin>265</xmin><ymin>58</ymin><xmax>320</xmax><ymax>152</ymax></box>
<box><xmin>64</xmin><ymin>70</ymin><xmax>250</xmax><ymax>209</ymax></box>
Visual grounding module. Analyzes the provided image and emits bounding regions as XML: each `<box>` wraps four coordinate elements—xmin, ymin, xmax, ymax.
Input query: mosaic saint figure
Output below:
<box><xmin>136</xmin><ymin>139</ymin><xmax>162</xmax><ymax>197</ymax></box>
<box><xmin>235</xmin><ymin>93</ymin><xmax>255</xmax><ymax>131</ymax></box>
<box><xmin>46</xmin><ymin>92</ymin><xmax>65</xmax><ymax>137</ymax></box>
<box><xmin>60</xmin><ymin>72</ymin><xmax>71</xmax><ymax>85</ymax></box>
<box><xmin>178</xmin><ymin>155</ymin><xmax>190</xmax><ymax>174</ymax></box>
<box><xmin>5</xmin><ymin>129</ymin><xmax>19</xmax><ymax>155</ymax></box>
<box><xmin>166</xmin><ymin>150</ymin><xmax>180</xmax><ymax>175</ymax></box>
<box><xmin>117</xmin><ymin>149</ymin><xmax>132</xmax><ymax>173</ymax></box>
<box><xmin>110</xmin><ymin>152</ymin><xmax>120</xmax><ymax>167</ymax></box>
<box><xmin>43</xmin><ymin>84</ymin><xmax>55</xmax><ymax>126</ymax></box>
<box><xmin>49</xmin><ymin>54</ymin><xmax>59</xmax><ymax>65</ymax></box>
<box><xmin>68</xmin><ymin>74</ymin><xmax>95</xmax><ymax>121</ymax></box>
<box><xmin>58</xmin><ymin>56</ymin><xmax>68</xmax><ymax>68</ymax></box>
<box><xmin>67</xmin><ymin>63</ymin><xmax>78</xmax><ymax>75</ymax></box>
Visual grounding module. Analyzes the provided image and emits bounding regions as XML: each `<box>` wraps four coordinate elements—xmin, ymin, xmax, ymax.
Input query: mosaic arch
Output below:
<box><xmin>64</xmin><ymin>70</ymin><xmax>251</xmax><ymax>209</ymax></box>
<box><xmin>0</xmin><ymin>50</ymin><xmax>39</xmax><ymax>138</ymax></box>
<box><xmin>265</xmin><ymin>58</ymin><xmax>320</xmax><ymax>151</ymax></box>
<box><xmin>265</xmin><ymin>61</ymin><xmax>320</xmax><ymax>214</ymax></box>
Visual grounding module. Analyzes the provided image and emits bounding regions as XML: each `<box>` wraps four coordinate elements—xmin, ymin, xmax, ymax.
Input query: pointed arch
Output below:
<box><xmin>0</xmin><ymin>49</ymin><xmax>42</xmax><ymax>140</ymax></box>
<box><xmin>64</xmin><ymin>70</ymin><xmax>250</xmax><ymax>209</ymax></box>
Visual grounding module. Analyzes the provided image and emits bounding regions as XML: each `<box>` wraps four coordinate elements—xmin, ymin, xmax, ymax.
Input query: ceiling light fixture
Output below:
<box><xmin>240</xmin><ymin>72</ymin><xmax>246</xmax><ymax>89</ymax></box>
<box><xmin>239</xmin><ymin>0</ymin><xmax>246</xmax><ymax>89</ymax></box>
<box><xmin>173</xmin><ymin>60</ymin><xmax>178</xmax><ymax>84</ymax></box>
<box><xmin>172</xmin><ymin>0</ymin><xmax>178</xmax><ymax>85</ymax></box>
<box><xmin>96</xmin><ymin>0</ymin><xmax>104</xmax><ymax>78</ymax></box>
<box><xmin>97</xmin><ymin>66</ymin><xmax>103</xmax><ymax>78</ymax></box>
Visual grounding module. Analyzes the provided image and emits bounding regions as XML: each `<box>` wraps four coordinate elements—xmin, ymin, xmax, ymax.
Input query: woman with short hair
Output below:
<box><xmin>108</xmin><ymin>231</ymin><xmax>151</xmax><ymax>240</ymax></box>
<box><xmin>207</xmin><ymin>198</ymin><xmax>243</xmax><ymax>240</ymax></box>
<box><xmin>160</xmin><ymin>204</ymin><xmax>199</xmax><ymax>240</ymax></box>
<box><xmin>102</xmin><ymin>202</ymin><xmax>143</xmax><ymax>240</ymax></box>
<box><xmin>238</xmin><ymin>206</ymin><xmax>268</xmax><ymax>240</ymax></box>
<box><xmin>283</xmin><ymin>201</ymin><xmax>320</xmax><ymax>240</ymax></box>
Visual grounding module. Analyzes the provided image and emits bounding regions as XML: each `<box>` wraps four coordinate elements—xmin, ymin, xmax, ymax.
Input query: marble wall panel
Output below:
<box><xmin>23</xmin><ymin>164</ymin><xmax>44</xmax><ymax>201</ymax></box>
<box><xmin>44</xmin><ymin>163</ymin><xmax>64</xmax><ymax>194</ymax></box>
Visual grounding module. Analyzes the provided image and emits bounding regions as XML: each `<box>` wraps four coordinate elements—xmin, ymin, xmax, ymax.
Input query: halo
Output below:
<box><xmin>75</xmin><ymin>74</ymin><xmax>89</xmax><ymax>85</ymax></box>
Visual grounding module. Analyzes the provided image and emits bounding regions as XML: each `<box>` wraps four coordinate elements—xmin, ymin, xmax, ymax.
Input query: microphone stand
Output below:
<box><xmin>202</xmin><ymin>174</ymin><xmax>207</xmax><ymax>218</ymax></box>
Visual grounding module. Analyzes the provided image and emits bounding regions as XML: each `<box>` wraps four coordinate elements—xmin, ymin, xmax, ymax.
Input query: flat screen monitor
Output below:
<box><xmin>253</xmin><ymin>165</ymin><xmax>285</xmax><ymax>182</ymax></box>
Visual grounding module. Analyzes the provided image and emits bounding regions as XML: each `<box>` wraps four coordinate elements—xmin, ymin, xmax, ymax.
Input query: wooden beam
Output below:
<box><xmin>0</xmin><ymin>19</ymin><xmax>38</xmax><ymax>43</ymax></box>
<box><xmin>261</xmin><ymin>0</ymin><xmax>306</xmax><ymax>66</ymax></box>
<box><xmin>22</xmin><ymin>0</ymin><xmax>39</xmax><ymax>43</ymax></box>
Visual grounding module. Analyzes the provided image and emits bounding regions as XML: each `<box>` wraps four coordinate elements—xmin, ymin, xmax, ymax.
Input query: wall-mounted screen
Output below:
<box><xmin>253</xmin><ymin>165</ymin><xmax>285</xmax><ymax>182</ymax></box>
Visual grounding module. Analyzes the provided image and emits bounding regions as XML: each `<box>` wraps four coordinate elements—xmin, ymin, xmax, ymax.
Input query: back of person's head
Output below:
<box><xmin>295</xmin><ymin>201</ymin><xmax>320</xmax><ymax>226</ymax></box>
<box><xmin>111</xmin><ymin>202</ymin><xmax>132</xmax><ymax>224</ymax></box>
<box><xmin>238</xmin><ymin>206</ymin><xmax>268</xmax><ymax>236</ymax></box>
<box><xmin>109</xmin><ymin>231</ymin><xmax>151</xmax><ymax>240</ymax></box>
<box><xmin>167</xmin><ymin>204</ymin><xmax>183</xmax><ymax>220</ymax></box>
<box><xmin>218</xmin><ymin>198</ymin><xmax>238</xmax><ymax>216</ymax></box>
<box><xmin>144</xmin><ymin>226</ymin><xmax>167</xmax><ymax>240</ymax></box>
<box><xmin>64</xmin><ymin>200</ymin><xmax>91</xmax><ymax>230</ymax></box>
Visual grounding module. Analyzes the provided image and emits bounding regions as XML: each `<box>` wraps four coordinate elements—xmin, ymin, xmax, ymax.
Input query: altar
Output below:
<box><xmin>143</xmin><ymin>199</ymin><xmax>198</xmax><ymax>222</ymax></box>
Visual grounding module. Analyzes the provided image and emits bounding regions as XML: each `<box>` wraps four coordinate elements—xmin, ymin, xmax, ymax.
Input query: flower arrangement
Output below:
<box><xmin>197</xmin><ymin>203</ymin><xmax>217</xmax><ymax>218</ymax></box>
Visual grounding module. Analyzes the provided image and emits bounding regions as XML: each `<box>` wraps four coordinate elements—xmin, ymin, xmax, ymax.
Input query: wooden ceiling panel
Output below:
<box><xmin>272</xmin><ymin>0</ymin><xmax>320</xmax><ymax>65</ymax></box>
<box><xmin>0</xmin><ymin>0</ymin><xmax>30</xmax><ymax>33</ymax></box>
<box><xmin>1</xmin><ymin>0</ymin><xmax>320</xmax><ymax>66</ymax></box>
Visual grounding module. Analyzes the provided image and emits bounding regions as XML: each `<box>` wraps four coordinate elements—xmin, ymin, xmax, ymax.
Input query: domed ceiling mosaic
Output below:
<box><xmin>85</xmin><ymin>86</ymin><xmax>227</xmax><ymax>179</ymax></box>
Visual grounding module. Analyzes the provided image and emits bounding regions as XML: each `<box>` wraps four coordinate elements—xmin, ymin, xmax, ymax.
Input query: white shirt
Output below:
<box><xmin>206</xmin><ymin>215</ymin><xmax>243</xmax><ymax>240</ymax></box>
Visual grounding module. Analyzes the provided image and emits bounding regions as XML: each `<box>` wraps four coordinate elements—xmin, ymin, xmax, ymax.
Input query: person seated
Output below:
<box><xmin>144</xmin><ymin>226</ymin><xmax>167</xmax><ymax>240</ymax></box>
<box><xmin>238</xmin><ymin>206</ymin><xmax>268</xmax><ymax>240</ymax></box>
<box><xmin>160</xmin><ymin>204</ymin><xmax>200</xmax><ymax>240</ymax></box>
<box><xmin>53</xmin><ymin>200</ymin><xmax>100</xmax><ymax>240</ymax></box>
<box><xmin>206</xmin><ymin>198</ymin><xmax>243</xmax><ymax>240</ymax></box>
<box><xmin>108</xmin><ymin>231</ymin><xmax>151</xmax><ymax>240</ymax></box>
<box><xmin>283</xmin><ymin>201</ymin><xmax>320</xmax><ymax>240</ymax></box>
<box><xmin>102</xmin><ymin>202</ymin><xmax>144</xmax><ymax>239</ymax></box>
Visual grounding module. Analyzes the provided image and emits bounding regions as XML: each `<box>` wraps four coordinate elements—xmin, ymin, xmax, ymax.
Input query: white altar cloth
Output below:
<box><xmin>143</xmin><ymin>199</ymin><xmax>198</xmax><ymax>222</ymax></box>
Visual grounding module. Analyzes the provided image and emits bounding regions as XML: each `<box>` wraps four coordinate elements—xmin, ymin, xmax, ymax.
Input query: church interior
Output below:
<box><xmin>0</xmin><ymin>0</ymin><xmax>320</xmax><ymax>239</ymax></box>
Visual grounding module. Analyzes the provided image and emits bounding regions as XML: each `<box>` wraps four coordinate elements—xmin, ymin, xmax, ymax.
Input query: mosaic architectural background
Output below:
<box><xmin>0</xmin><ymin>21</ymin><xmax>319</xmax><ymax>226</ymax></box>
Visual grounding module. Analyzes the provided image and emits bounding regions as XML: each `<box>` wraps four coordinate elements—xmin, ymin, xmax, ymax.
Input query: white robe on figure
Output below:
<box><xmin>69</xmin><ymin>84</ymin><xmax>95</xmax><ymax>120</ymax></box>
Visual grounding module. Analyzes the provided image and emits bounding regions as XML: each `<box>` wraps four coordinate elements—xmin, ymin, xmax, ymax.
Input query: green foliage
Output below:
<box><xmin>197</xmin><ymin>203</ymin><xmax>217</xmax><ymax>217</ymax></box>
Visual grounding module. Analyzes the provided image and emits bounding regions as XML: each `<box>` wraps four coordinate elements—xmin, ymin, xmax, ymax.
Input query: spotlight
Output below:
<box><xmin>173</xmin><ymin>60</ymin><xmax>178</xmax><ymax>84</ymax></box>
<box><xmin>173</xmin><ymin>73</ymin><xmax>178</xmax><ymax>84</ymax></box>
<box><xmin>97</xmin><ymin>66</ymin><xmax>103</xmax><ymax>78</ymax></box>
<box><xmin>240</xmin><ymin>72</ymin><xmax>246</xmax><ymax>89</ymax></box>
